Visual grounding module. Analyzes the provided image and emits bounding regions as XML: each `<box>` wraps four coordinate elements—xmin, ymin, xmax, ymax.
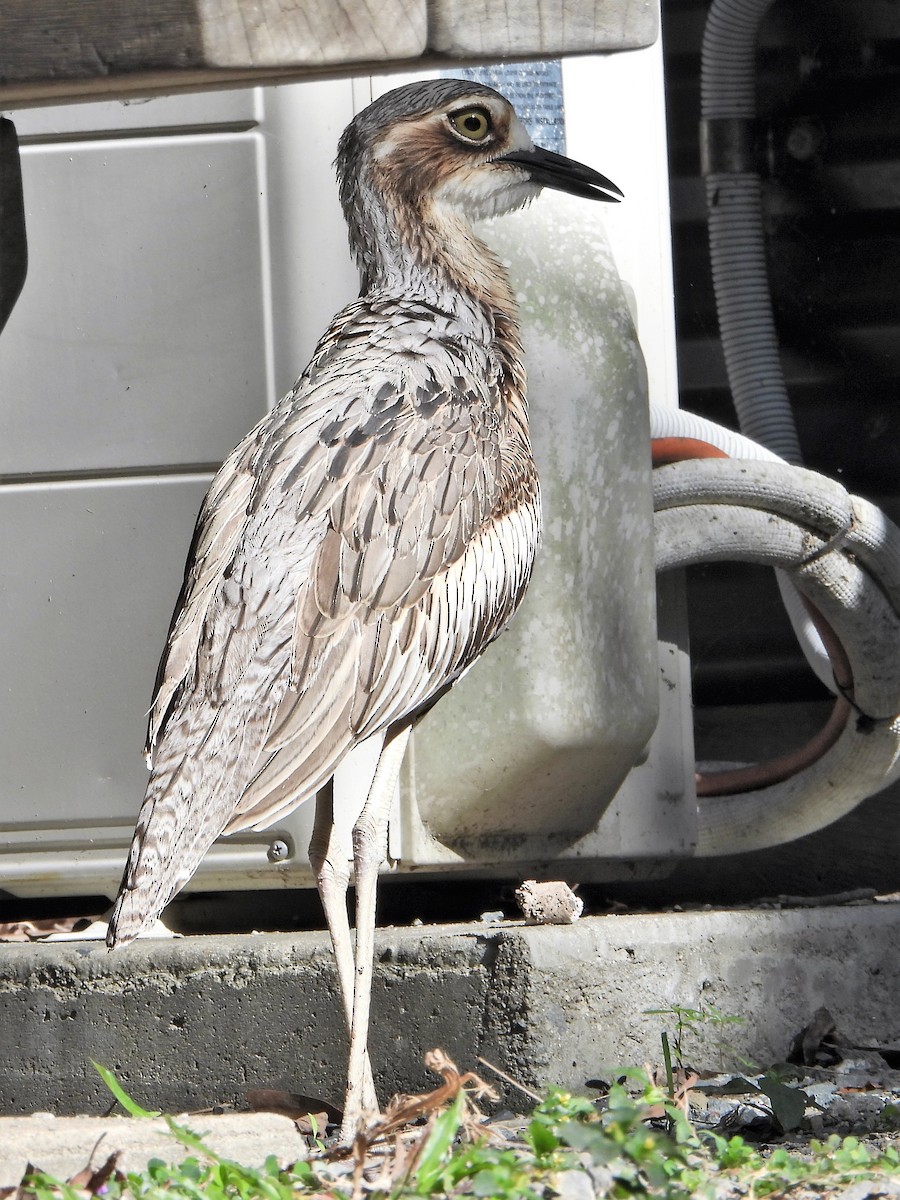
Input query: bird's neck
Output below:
<box><xmin>353</xmin><ymin>185</ymin><xmax>522</xmax><ymax>352</ymax></box>
<box><xmin>349</xmin><ymin>187</ymin><xmax>536</xmax><ymax>515</ymax></box>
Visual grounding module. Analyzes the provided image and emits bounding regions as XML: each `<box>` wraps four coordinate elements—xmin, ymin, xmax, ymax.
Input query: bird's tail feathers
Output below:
<box><xmin>107</xmin><ymin>662</ymin><xmax>290</xmax><ymax>948</ymax></box>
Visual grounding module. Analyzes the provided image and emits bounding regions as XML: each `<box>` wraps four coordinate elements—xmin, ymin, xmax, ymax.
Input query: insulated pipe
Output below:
<box><xmin>650</xmin><ymin>406</ymin><xmax>833</xmax><ymax>690</ymax></box>
<box><xmin>651</xmin><ymin>419</ymin><xmax>851</xmax><ymax>800</ymax></box>
<box><xmin>653</xmin><ymin>454</ymin><xmax>900</xmax><ymax>854</ymax></box>
<box><xmin>701</xmin><ymin>0</ymin><xmax>803</xmax><ymax>463</ymax></box>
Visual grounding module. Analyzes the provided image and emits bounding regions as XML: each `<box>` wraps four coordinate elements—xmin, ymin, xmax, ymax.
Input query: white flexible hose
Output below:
<box><xmin>650</xmin><ymin>410</ymin><xmax>900</xmax><ymax>855</ymax></box>
<box><xmin>650</xmin><ymin>405</ymin><xmax>782</xmax><ymax>463</ymax></box>
<box><xmin>649</xmin><ymin>406</ymin><xmax>833</xmax><ymax>689</ymax></box>
<box><xmin>702</xmin><ymin>0</ymin><xmax>803</xmax><ymax>464</ymax></box>
<box><xmin>655</xmin><ymin>460</ymin><xmax>900</xmax><ymax>854</ymax></box>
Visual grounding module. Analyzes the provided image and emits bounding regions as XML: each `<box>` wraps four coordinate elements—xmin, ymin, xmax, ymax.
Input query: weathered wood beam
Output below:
<box><xmin>0</xmin><ymin>0</ymin><xmax>657</xmax><ymax>108</ymax></box>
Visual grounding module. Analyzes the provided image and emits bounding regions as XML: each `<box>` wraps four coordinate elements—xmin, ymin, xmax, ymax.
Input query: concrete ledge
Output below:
<box><xmin>1</xmin><ymin>906</ymin><xmax>899</xmax><ymax>1119</ymax></box>
<box><xmin>0</xmin><ymin>1112</ymin><xmax>304</xmax><ymax>1189</ymax></box>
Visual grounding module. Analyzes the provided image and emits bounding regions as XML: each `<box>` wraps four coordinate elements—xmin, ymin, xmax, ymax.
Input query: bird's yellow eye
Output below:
<box><xmin>449</xmin><ymin>107</ymin><xmax>492</xmax><ymax>142</ymax></box>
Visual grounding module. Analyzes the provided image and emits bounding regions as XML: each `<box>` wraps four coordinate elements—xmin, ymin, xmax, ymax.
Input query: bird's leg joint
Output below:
<box><xmin>351</xmin><ymin>815</ymin><xmax>385</xmax><ymax>867</ymax></box>
<box><xmin>311</xmin><ymin>848</ymin><xmax>352</xmax><ymax>894</ymax></box>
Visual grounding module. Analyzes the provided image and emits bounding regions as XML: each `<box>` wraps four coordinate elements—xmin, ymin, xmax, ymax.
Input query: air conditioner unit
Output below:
<box><xmin>0</xmin><ymin>40</ymin><xmax>694</xmax><ymax>902</ymax></box>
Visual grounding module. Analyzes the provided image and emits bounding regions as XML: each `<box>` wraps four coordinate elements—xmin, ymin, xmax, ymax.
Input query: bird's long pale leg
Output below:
<box><xmin>308</xmin><ymin>777</ymin><xmax>378</xmax><ymax>1117</ymax></box>
<box><xmin>340</xmin><ymin>723</ymin><xmax>412</xmax><ymax>1142</ymax></box>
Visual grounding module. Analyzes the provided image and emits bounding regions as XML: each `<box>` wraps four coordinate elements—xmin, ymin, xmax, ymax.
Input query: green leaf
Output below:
<box><xmin>287</xmin><ymin>1159</ymin><xmax>319</xmax><ymax>1185</ymax></box>
<box><xmin>91</xmin><ymin>1061</ymin><xmax>161</xmax><ymax>1118</ymax></box>
<box><xmin>525</xmin><ymin>1116</ymin><xmax>559</xmax><ymax>1158</ymax></box>
<box><xmin>558</xmin><ymin>1119</ymin><xmax>612</xmax><ymax>1158</ymax></box>
<box><xmin>413</xmin><ymin>1090</ymin><xmax>465</xmax><ymax>1194</ymax></box>
<box><xmin>661</xmin><ymin>1030</ymin><xmax>675</xmax><ymax>1098</ymax></box>
<box><xmin>164</xmin><ymin>1116</ymin><xmax>226</xmax><ymax>1163</ymax></box>
<box><xmin>471</xmin><ymin>1164</ymin><xmax>519</xmax><ymax>1196</ymax></box>
<box><xmin>22</xmin><ymin>1171</ymin><xmax>84</xmax><ymax>1200</ymax></box>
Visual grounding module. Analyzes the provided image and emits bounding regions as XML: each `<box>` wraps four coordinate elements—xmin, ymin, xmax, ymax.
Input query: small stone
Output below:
<box><xmin>514</xmin><ymin>880</ymin><xmax>583</xmax><ymax>925</ymax></box>
<box><xmin>480</xmin><ymin>910</ymin><xmax>505</xmax><ymax>924</ymax></box>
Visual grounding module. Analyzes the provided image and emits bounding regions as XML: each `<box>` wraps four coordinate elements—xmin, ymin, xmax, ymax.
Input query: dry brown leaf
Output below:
<box><xmin>81</xmin><ymin>1152</ymin><xmax>125</xmax><ymax>1195</ymax></box>
<box><xmin>386</xmin><ymin>1132</ymin><xmax>420</xmax><ymax>1180</ymax></box>
<box><xmin>643</xmin><ymin>1063</ymin><xmax>700</xmax><ymax>1118</ymax></box>
<box><xmin>350</xmin><ymin>1129</ymin><xmax>367</xmax><ymax>1200</ymax></box>
<box><xmin>246</xmin><ymin>1087</ymin><xmax>341</xmax><ymax>1125</ymax></box>
<box><xmin>321</xmin><ymin>1047</ymin><xmax>499</xmax><ymax>1200</ymax></box>
<box><xmin>369</xmin><ymin>1049</ymin><xmax>497</xmax><ymax>1141</ymax></box>
<box><xmin>295</xmin><ymin>1111</ymin><xmax>333</xmax><ymax>1135</ymax></box>
<box><xmin>8</xmin><ymin>1164</ymin><xmax>40</xmax><ymax>1199</ymax></box>
<box><xmin>0</xmin><ymin>916</ymin><xmax>100</xmax><ymax>942</ymax></box>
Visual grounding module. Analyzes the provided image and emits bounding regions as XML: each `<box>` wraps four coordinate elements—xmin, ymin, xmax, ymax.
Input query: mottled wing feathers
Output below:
<box><xmin>145</xmin><ymin>440</ymin><xmax>256</xmax><ymax>759</ymax></box>
<box><xmin>111</xmin><ymin>302</ymin><xmax>537</xmax><ymax>939</ymax></box>
<box><xmin>222</xmin><ymin>314</ymin><xmax>523</xmax><ymax>831</ymax></box>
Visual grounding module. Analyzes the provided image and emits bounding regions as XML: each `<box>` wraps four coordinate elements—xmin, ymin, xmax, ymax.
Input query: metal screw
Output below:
<box><xmin>267</xmin><ymin>839</ymin><xmax>290</xmax><ymax>863</ymax></box>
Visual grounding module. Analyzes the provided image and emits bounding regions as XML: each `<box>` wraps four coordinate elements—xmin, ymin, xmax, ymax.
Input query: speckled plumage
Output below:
<box><xmin>109</xmin><ymin>80</ymin><xmax>544</xmax><ymax>945</ymax></box>
<box><xmin>106</xmin><ymin>80</ymin><xmax>619</xmax><ymax>1131</ymax></box>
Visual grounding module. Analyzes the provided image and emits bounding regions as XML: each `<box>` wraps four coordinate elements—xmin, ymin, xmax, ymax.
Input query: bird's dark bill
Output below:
<box><xmin>498</xmin><ymin>145</ymin><xmax>623</xmax><ymax>203</ymax></box>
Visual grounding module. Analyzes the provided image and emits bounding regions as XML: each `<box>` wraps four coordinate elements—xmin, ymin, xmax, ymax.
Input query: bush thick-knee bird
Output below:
<box><xmin>107</xmin><ymin>78</ymin><xmax>621</xmax><ymax>1138</ymax></box>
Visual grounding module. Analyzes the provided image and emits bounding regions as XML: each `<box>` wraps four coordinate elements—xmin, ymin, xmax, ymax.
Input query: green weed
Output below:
<box><xmin>12</xmin><ymin>1064</ymin><xmax>900</xmax><ymax>1199</ymax></box>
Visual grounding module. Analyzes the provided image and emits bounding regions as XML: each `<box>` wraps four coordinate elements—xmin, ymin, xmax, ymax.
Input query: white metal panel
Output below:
<box><xmin>0</xmin><ymin>134</ymin><xmax>271</xmax><ymax>474</ymax></box>
<box><xmin>563</xmin><ymin>42</ymin><xmax>679</xmax><ymax>411</ymax></box>
<box><xmin>260</xmin><ymin>81</ymin><xmax>359</xmax><ymax>388</ymax></box>
<box><xmin>0</xmin><ymin>84</ymin><xmax>287</xmax><ymax>897</ymax></box>
<box><xmin>0</xmin><ymin>473</ymin><xmax>320</xmax><ymax>896</ymax></box>
<box><xmin>8</xmin><ymin>90</ymin><xmax>260</xmax><ymax>138</ymax></box>
<box><xmin>0</xmin><ymin>477</ymin><xmax>210</xmax><ymax>823</ymax></box>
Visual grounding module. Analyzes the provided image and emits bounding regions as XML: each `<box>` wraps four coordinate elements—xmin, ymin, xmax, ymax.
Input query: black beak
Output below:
<box><xmin>497</xmin><ymin>145</ymin><xmax>623</xmax><ymax>203</ymax></box>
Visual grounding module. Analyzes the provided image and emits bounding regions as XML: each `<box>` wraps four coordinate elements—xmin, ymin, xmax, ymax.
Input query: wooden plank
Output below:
<box><xmin>0</xmin><ymin>0</ymin><xmax>426</xmax><ymax>106</ymax></box>
<box><xmin>428</xmin><ymin>0</ymin><xmax>658</xmax><ymax>57</ymax></box>
<box><xmin>0</xmin><ymin>0</ymin><xmax>657</xmax><ymax>109</ymax></box>
<box><xmin>195</xmin><ymin>0</ymin><xmax>425</xmax><ymax>68</ymax></box>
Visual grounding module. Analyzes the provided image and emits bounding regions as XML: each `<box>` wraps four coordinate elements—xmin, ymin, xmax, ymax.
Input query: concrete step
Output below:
<box><xmin>0</xmin><ymin>1112</ymin><xmax>303</xmax><ymax>1189</ymax></box>
<box><xmin>1</xmin><ymin>904</ymin><xmax>898</xmax><ymax>1134</ymax></box>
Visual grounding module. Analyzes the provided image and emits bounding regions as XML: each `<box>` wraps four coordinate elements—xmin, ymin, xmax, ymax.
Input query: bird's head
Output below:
<box><xmin>337</xmin><ymin>79</ymin><xmax>621</xmax><ymax>284</ymax></box>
